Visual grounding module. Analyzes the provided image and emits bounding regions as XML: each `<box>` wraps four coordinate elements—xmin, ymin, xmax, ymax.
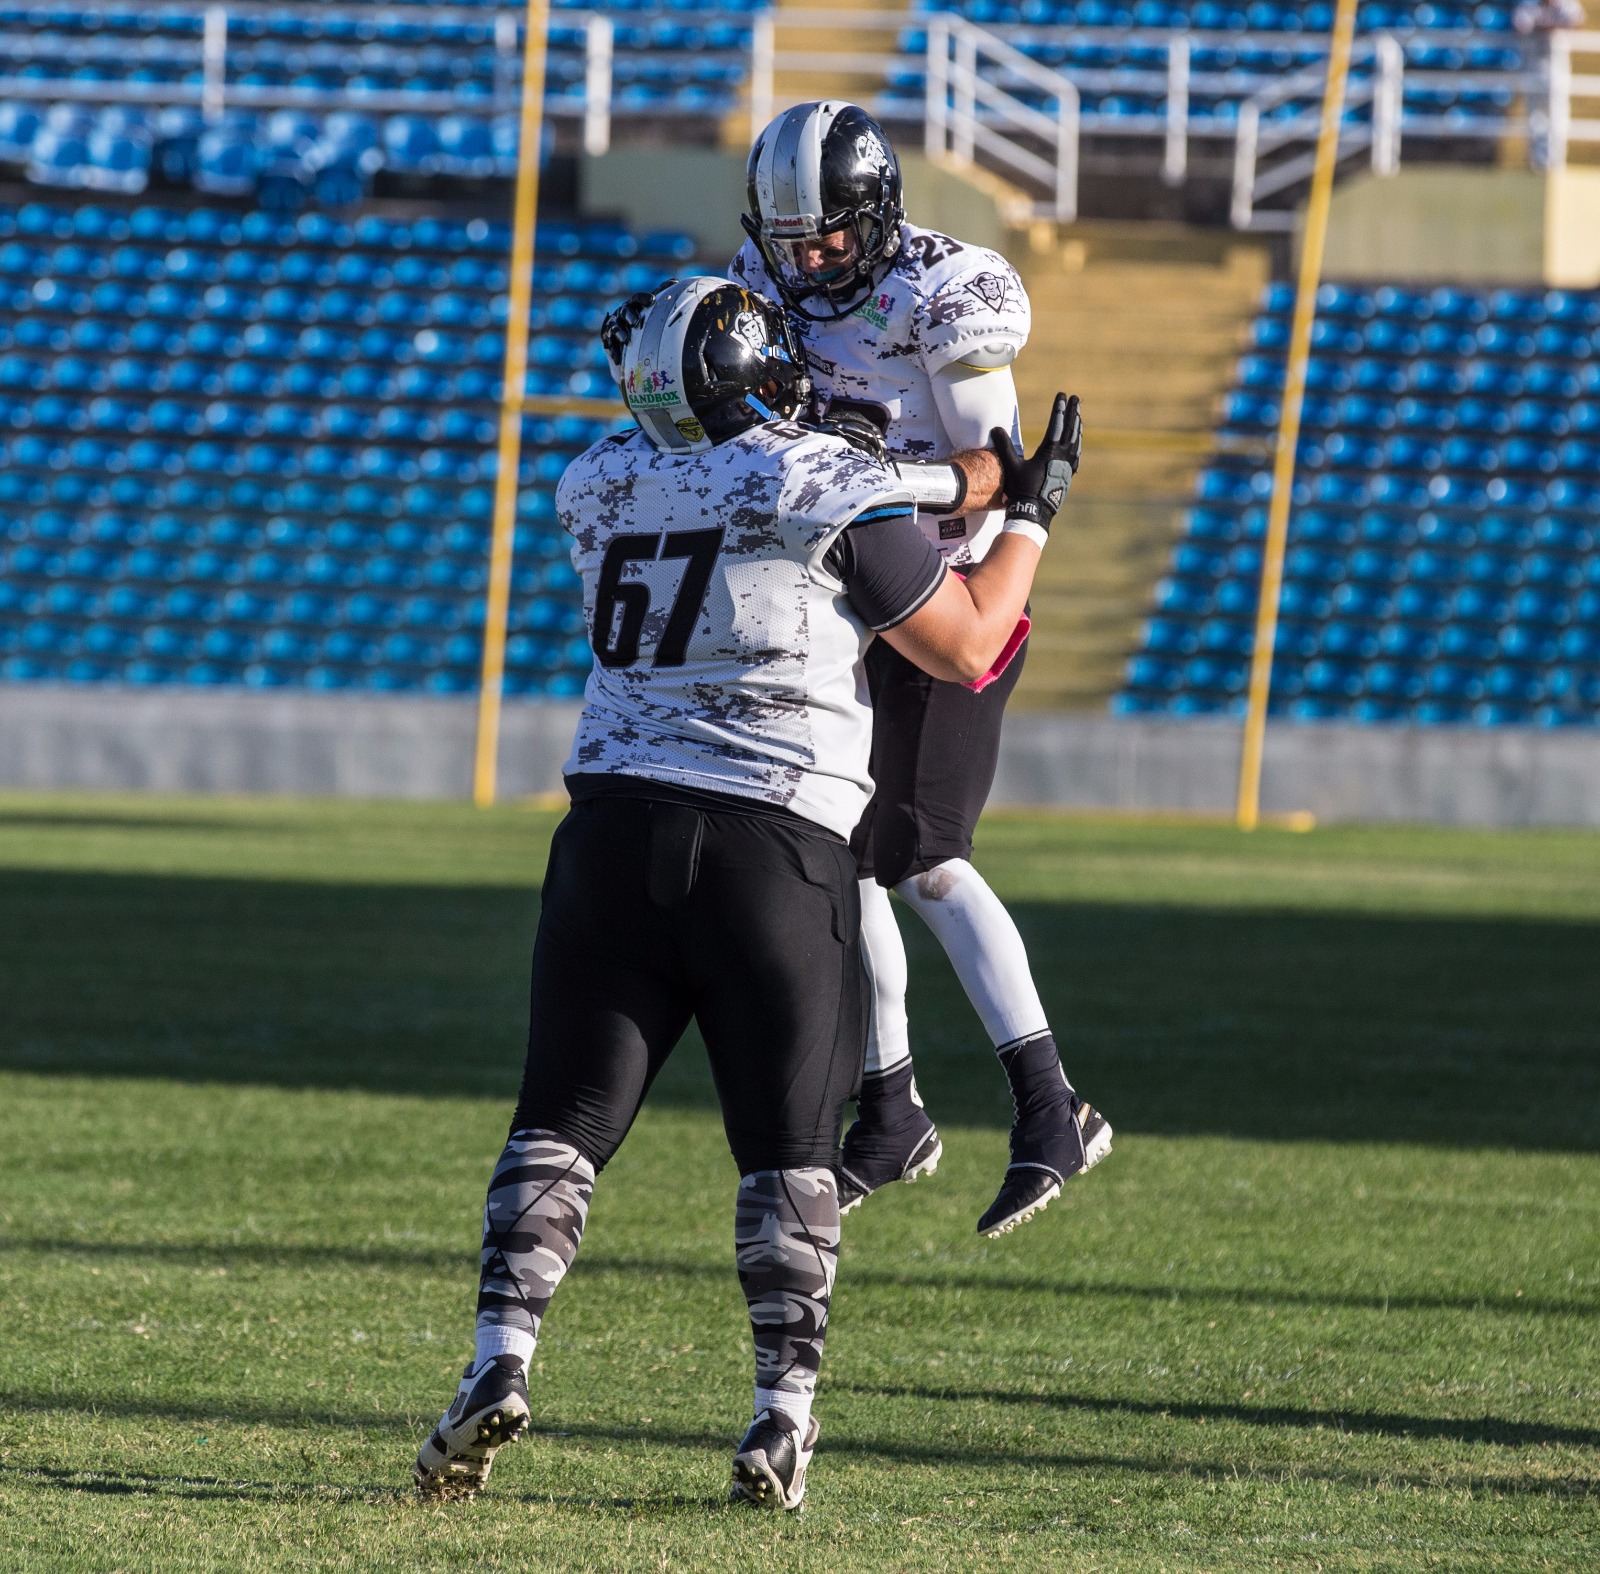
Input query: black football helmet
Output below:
<box><xmin>614</xmin><ymin>278</ymin><xmax>812</xmax><ymax>454</ymax></box>
<box><xmin>742</xmin><ymin>101</ymin><xmax>905</xmax><ymax>321</ymax></box>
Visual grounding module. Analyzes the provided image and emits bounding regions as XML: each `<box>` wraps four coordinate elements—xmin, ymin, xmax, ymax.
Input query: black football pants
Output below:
<box><xmin>510</xmin><ymin>792</ymin><xmax>867</xmax><ymax>1174</ymax></box>
<box><xmin>852</xmin><ymin>630</ymin><xmax>1028</xmax><ymax>887</ymax></box>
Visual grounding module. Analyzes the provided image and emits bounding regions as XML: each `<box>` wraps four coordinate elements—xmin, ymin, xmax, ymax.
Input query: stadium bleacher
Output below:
<box><xmin>0</xmin><ymin>197</ymin><xmax>694</xmax><ymax>697</ymax></box>
<box><xmin>1115</xmin><ymin>279</ymin><xmax>1600</xmax><ymax>728</ymax></box>
<box><xmin>878</xmin><ymin>2</ymin><xmax>1530</xmax><ymax>144</ymax></box>
<box><xmin>0</xmin><ymin>2</ymin><xmax>764</xmax><ymax>201</ymax></box>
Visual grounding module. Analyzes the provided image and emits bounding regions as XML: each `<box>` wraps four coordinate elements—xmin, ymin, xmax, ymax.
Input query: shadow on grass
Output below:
<box><xmin>3</xmin><ymin>1239</ymin><xmax>1593</xmax><ymax>1320</ymax></box>
<box><xmin>3</xmin><ymin>868</ymin><xmax>1599</xmax><ymax>1149</ymax></box>
<box><xmin>2</xmin><ymin>1462</ymin><xmax>724</xmax><ymax>1514</ymax></box>
<box><xmin>0</xmin><ymin>811</ymin><xmax>292</xmax><ymax>835</ymax></box>
<box><xmin>834</xmin><ymin>1381</ymin><xmax>1600</xmax><ymax>1452</ymax></box>
<box><xmin>0</xmin><ymin>1397</ymin><xmax>1594</xmax><ymax>1505</ymax></box>
<box><xmin>0</xmin><ymin>1461</ymin><xmax>410</xmax><ymax>1506</ymax></box>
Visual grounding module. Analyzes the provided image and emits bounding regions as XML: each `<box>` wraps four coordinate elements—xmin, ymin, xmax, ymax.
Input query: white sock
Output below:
<box><xmin>754</xmin><ymin>1384</ymin><xmax>813</xmax><ymax>1435</ymax></box>
<box><xmin>858</xmin><ymin>878</ymin><xmax>912</xmax><ymax>1076</ymax></box>
<box><xmin>473</xmin><ymin>1321</ymin><xmax>535</xmax><ymax>1373</ymax></box>
<box><xmin>894</xmin><ymin>858</ymin><xmax>1050</xmax><ymax>1050</ymax></box>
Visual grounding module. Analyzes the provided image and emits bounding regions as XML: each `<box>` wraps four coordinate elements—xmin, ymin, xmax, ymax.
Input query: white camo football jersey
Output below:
<box><xmin>730</xmin><ymin>221</ymin><xmax>1030</xmax><ymax>566</ymax></box>
<box><xmin>559</xmin><ymin>422</ymin><xmax>915</xmax><ymax>839</ymax></box>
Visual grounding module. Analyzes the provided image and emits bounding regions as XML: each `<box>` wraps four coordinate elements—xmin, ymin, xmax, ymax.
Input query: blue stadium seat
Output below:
<box><xmin>195</xmin><ymin>124</ymin><xmax>258</xmax><ymax>198</ymax></box>
<box><xmin>1330</xmin><ymin>580</ymin><xmax>1389</xmax><ymax>621</ymax></box>
<box><xmin>0</xmin><ymin>193</ymin><xmax>629</xmax><ymax>700</ymax></box>
<box><xmin>1499</xmin><ymin>625</ymin><xmax>1560</xmax><ymax>665</ymax></box>
<box><xmin>1522</xmin><ymin>554</ymin><xmax>1579</xmax><ymax>591</ymax></box>
<box><xmin>1535</xmin><ymin>516</ymin><xmax>1593</xmax><ymax>554</ymax></box>
<box><xmin>1120</xmin><ymin>267</ymin><xmax>1600</xmax><ymax>727</ymax></box>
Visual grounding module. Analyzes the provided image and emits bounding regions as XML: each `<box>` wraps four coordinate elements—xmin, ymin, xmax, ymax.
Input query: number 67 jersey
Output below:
<box><xmin>557</xmin><ymin>420</ymin><xmax>916</xmax><ymax>840</ymax></box>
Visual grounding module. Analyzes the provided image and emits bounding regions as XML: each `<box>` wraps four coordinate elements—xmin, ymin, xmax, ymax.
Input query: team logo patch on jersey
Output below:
<box><xmin>964</xmin><ymin>272</ymin><xmax>1009</xmax><ymax>314</ymax></box>
<box><xmin>939</xmin><ymin>517</ymin><xmax>968</xmax><ymax>541</ymax></box>
<box><xmin>856</xmin><ymin>291</ymin><xmax>894</xmax><ymax>330</ymax></box>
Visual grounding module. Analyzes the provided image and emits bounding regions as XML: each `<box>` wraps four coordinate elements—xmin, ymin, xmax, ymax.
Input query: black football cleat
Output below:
<box><xmin>729</xmin><ymin>1409</ymin><xmax>820</xmax><ymax>1511</ymax></box>
<box><xmin>978</xmin><ymin>1096</ymin><xmax>1112</xmax><ymax>1238</ymax></box>
<box><xmin>414</xmin><ymin>1354</ymin><xmax>531</xmax><ymax>1501</ymax></box>
<box><xmin>836</xmin><ymin>1062</ymin><xmax>943</xmax><ymax>1215</ymax></box>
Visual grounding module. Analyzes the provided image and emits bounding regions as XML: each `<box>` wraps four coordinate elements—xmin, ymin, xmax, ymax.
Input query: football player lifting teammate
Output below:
<box><xmin>737</xmin><ymin>102</ymin><xmax>1113</xmax><ymax>1238</ymax></box>
<box><xmin>414</xmin><ymin>278</ymin><xmax>1083</xmax><ymax>1509</ymax></box>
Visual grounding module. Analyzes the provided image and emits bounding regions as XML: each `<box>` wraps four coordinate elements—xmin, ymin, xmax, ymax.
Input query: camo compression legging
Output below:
<box><xmin>475</xmin><ymin>1130</ymin><xmax>594</xmax><ymax>1345</ymax></box>
<box><xmin>734</xmin><ymin>1167</ymin><xmax>841</xmax><ymax>1403</ymax></box>
<box><xmin>476</xmin><ymin>1138</ymin><xmax>841</xmax><ymax>1410</ymax></box>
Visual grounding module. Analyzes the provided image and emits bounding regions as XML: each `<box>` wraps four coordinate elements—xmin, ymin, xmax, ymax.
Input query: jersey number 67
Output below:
<box><xmin>591</xmin><ymin>527</ymin><xmax>725</xmax><ymax>670</ymax></box>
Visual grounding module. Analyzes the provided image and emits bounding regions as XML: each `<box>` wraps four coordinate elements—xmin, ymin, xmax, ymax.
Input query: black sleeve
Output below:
<box><xmin>825</xmin><ymin>509</ymin><xmax>948</xmax><ymax>632</ymax></box>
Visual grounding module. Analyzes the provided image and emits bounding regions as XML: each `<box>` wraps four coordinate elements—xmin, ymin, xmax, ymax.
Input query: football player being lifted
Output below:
<box><xmin>737</xmin><ymin>101</ymin><xmax>1112</xmax><ymax>1237</ymax></box>
<box><xmin>415</xmin><ymin>279</ymin><xmax>1083</xmax><ymax>1510</ymax></box>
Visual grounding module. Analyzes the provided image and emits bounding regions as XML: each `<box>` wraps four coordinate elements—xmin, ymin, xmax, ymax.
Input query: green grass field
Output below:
<box><xmin>0</xmin><ymin>793</ymin><xmax>1596</xmax><ymax>1572</ymax></box>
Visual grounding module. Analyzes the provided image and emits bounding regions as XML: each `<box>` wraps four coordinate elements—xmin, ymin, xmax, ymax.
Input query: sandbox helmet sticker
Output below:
<box><xmin>625</xmin><ymin>362</ymin><xmax>679</xmax><ymax>410</ymax></box>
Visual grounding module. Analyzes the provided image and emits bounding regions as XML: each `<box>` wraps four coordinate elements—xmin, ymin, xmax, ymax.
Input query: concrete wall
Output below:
<box><xmin>1312</xmin><ymin>167</ymin><xmax>1600</xmax><ymax>287</ymax></box>
<box><xmin>0</xmin><ymin>686</ymin><xmax>581</xmax><ymax>801</ymax></box>
<box><xmin>580</xmin><ymin>147</ymin><xmax>749</xmax><ymax>263</ymax></box>
<box><xmin>1315</xmin><ymin>169</ymin><xmax>1547</xmax><ymax>283</ymax></box>
<box><xmin>1545</xmin><ymin>167</ymin><xmax>1600</xmax><ymax>287</ymax></box>
<box><xmin>5</xmin><ymin>686</ymin><xmax>1600</xmax><ymax>827</ymax></box>
<box><xmin>994</xmin><ymin>713</ymin><xmax>1600</xmax><ymax>827</ymax></box>
<box><xmin>579</xmin><ymin>148</ymin><xmax>1026</xmax><ymax>267</ymax></box>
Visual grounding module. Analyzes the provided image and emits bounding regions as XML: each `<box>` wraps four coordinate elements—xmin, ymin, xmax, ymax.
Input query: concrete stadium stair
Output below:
<box><xmin>721</xmin><ymin>0</ymin><xmax>912</xmax><ymax>148</ymax></box>
<box><xmin>1011</xmin><ymin>224</ymin><xmax>1271</xmax><ymax>711</ymax></box>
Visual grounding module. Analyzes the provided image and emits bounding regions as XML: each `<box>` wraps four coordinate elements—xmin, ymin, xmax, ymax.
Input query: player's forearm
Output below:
<box><xmin>954</xmin><ymin>532</ymin><xmax>1040</xmax><ymax>664</ymax></box>
<box><xmin>881</xmin><ymin>534</ymin><xmax>1040</xmax><ymax>683</ymax></box>
<box><xmin>890</xmin><ymin>447</ymin><xmax>1003</xmax><ymax>515</ymax></box>
<box><xmin>952</xmin><ymin>447</ymin><xmax>1004</xmax><ymax>511</ymax></box>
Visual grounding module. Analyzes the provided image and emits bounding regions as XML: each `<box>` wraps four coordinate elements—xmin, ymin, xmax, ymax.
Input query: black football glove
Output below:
<box><xmin>989</xmin><ymin>392</ymin><xmax>1082</xmax><ymax>531</ymax></box>
<box><xmin>814</xmin><ymin>397</ymin><xmax>890</xmax><ymax>465</ymax></box>
<box><xmin>600</xmin><ymin>286</ymin><xmax>669</xmax><ymax>381</ymax></box>
<box><xmin>818</xmin><ymin>413</ymin><xmax>888</xmax><ymax>465</ymax></box>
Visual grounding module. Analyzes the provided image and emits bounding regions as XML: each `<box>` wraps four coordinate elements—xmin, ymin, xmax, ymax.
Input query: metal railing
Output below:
<box><xmin>1550</xmin><ymin>29</ymin><xmax>1600</xmax><ymax>168</ymax></box>
<box><xmin>0</xmin><ymin>3</ymin><xmax>742</xmax><ymax>156</ymax></box>
<box><xmin>926</xmin><ymin>14</ymin><xmax>1079</xmax><ymax>221</ymax></box>
<box><xmin>871</xmin><ymin>23</ymin><xmax>1560</xmax><ymax>217</ymax></box>
<box><xmin>1230</xmin><ymin>35</ymin><xmax>1403</xmax><ymax>229</ymax></box>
